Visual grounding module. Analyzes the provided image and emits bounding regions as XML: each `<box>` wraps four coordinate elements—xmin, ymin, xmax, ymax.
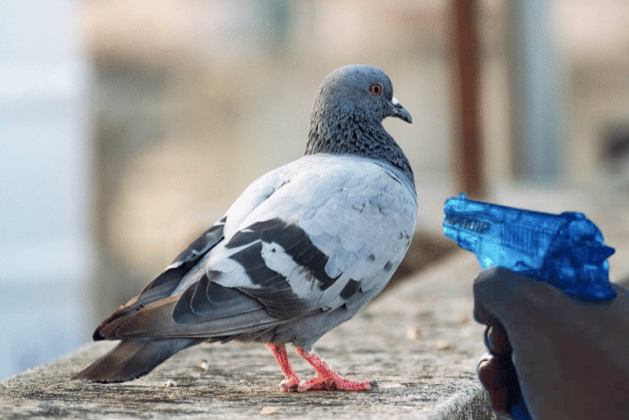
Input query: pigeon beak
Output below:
<box><xmin>390</xmin><ymin>97</ymin><xmax>412</xmax><ymax>124</ymax></box>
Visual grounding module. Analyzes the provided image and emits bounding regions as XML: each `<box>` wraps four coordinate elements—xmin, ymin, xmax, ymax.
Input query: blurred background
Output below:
<box><xmin>2</xmin><ymin>0</ymin><xmax>629</xmax><ymax>380</ymax></box>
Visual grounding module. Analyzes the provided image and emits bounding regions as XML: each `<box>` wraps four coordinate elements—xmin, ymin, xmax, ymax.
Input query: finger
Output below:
<box><xmin>477</xmin><ymin>353</ymin><xmax>511</xmax><ymax>416</ymax></box>
<box><xmin>473</xmin><ymin>266</ymin><xmax>569</xmax><ymax>326</ymax></box>
<box><xmin>477</xmin><ymin>352</ymin><xmax>510</xmax><ymax>391</ymax></box>
<box><xmin>473</xmin><ymin>267</ymin><xmax>525</xmax><ymax>325</ymax></box>
<box><xmin>478</xmin><ymin>352</ymin><xmax>525</xmax><ymax>418</ymax></box>
<box><xmin>488</xmin><ymin>387</ymin><xmax>511</xmax><ymax>417</ymax></box>
<box><xmin>484</xmin><ymin>324</ymin><xmax>512</xmax><ymax>355</ymax></box>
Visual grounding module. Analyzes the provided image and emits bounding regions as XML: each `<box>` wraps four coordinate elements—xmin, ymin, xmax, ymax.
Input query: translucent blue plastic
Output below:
<box><xmin>443</xmin><ymin>192</ymin><xmax>616</xmax><ymax>302</ymax></box>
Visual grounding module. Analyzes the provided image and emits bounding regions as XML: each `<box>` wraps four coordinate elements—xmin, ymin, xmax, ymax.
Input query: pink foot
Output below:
<box><xmin>267</xmin><ymin>344</ymin><xmax>374</xmax><ymax>392</ymax></box>
<box><xmin>266</xmin><ymin>344</ymin><xmax>301</xmax><ymax>392</ymax></box>
<box><xmin>279</xmin><ymin>376</ymin><xmax>301</xmax><ymax>392</ymax></box>
<box><xmin>294</xmin><ymin>347</ymin><xmax>374</xmax><ymax>392</ymax></box>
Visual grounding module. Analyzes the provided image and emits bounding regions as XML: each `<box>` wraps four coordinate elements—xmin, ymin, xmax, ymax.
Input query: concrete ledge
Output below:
<box><xmin>4</xmin><ymin>235</ymin><xmax>628</xmax><ymax>419</ymax></box>
<box><xmin>1</xmin><ymin>251</ymin><xmax>508</xmax><ymax>419</ymax></box>
<box><xmin>5</xmin><ymin>187</ymin><xmax>629</xmax><ymax>418</ymax></box>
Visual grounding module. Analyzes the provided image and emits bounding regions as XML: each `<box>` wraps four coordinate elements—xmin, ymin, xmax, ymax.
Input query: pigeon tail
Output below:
<box><xmin>73</xmin><ymin>338</ymin><xmax>200</xmax><ymax>383</ymax></box>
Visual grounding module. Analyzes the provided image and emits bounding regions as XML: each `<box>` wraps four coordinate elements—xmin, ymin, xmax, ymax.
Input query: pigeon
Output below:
<box><xmin>74</xmin><ymin>65</ymin><xmax>418</xmax><ymax>392</ymax></box>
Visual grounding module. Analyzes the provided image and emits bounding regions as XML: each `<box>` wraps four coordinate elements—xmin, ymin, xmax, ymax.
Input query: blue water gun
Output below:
<box><xmin>443</xmin><ymin>192</ymin><xmax>616</xmax><ymax>419</ymax></box>
<box><xmin>443</xmin><ymin>192</ymin><xmax>616</xmax><ymax>302</ymax></box>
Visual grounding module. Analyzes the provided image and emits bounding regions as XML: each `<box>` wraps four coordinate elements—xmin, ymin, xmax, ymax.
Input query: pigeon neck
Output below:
<box><xmin>305</xmin><ymin>114</ymin><xmax>415</xmax><ymax>189</ymax></box>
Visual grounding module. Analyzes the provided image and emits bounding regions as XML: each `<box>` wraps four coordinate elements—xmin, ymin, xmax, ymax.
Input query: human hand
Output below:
<box><xmin>473</xmin><ymin>267</ymin><xmax>629</xmax><ymax>420</ymax></box>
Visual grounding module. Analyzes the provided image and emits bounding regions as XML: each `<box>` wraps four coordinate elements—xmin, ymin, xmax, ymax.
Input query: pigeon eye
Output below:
<box><xmin>369</xmin><ymin>84</ymin><xmax>382</xmax><ymax>96</ymax></box>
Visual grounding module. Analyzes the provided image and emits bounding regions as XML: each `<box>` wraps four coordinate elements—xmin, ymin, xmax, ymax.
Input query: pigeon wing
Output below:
<box><xmin>94</xmin><ymin>161</ymin><xmax>304</xmax><ymax>340</ymax></box>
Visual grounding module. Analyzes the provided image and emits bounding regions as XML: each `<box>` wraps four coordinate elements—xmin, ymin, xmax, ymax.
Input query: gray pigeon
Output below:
<box><xmin>74</xmin><ymin>65</ymin><xmax>417</xmax><ymax>392</ymax></box>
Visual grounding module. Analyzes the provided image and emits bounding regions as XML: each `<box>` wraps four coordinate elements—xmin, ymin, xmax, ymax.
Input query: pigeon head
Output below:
<box><xmin>306</xmin><ymin>65</ymin><xmax>414</xmax><ymax>186</ymax></box>
<box><xmin>312</xmin><ymin>65</ymin><xmax>412</xmax><ymax>125</ymax></box>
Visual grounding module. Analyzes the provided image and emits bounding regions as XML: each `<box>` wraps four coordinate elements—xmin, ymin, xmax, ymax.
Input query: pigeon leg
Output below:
<box><xmin>294</xmin><ymin>347</ymin><xmax>373</xmax><ymax>392</ymax></box>
<box><xmin>266</xmin><ymin>344</ymin><xmax>301</xmax><ymax>391</ymax></box>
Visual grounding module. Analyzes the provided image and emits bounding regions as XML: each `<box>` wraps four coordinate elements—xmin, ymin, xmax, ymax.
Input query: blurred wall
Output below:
<box><xmin>2</xmin><ymin>0</ymin><xmax>629</xmax><ymax>380</ymax></box>
<box><xmin>559</xmin><ymin>0</ymin><xmax>629</xmax><ymax>184</ymax></box>
<box><xmin>0</xmin><ymin>0</ymin><xmax>93</xmax><ymax>380</ymax></box>
<box><xmin>85</xmin><ymin>0</ymin><xmax>458</xmax><ymax>320</ymax></box>
<box><xmin>83</xmin><ymin>0</ymin><xmax>629</xmax><ymax>324</ymax></box>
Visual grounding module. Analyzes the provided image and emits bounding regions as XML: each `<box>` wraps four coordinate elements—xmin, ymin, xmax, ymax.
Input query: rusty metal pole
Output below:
<box><xmin>451</xmin><ymin>0</ymin><xmax>484</xmax><ymax>198</ymax></box>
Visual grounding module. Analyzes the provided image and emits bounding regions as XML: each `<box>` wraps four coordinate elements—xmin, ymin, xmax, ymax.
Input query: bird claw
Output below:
<box><xmin>279</xmin><ymin>376</ymin><xmax>301</xmax><ymax>392</ymax></box>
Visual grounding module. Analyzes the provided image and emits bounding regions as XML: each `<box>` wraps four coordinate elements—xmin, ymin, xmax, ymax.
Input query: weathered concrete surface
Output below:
<box><xmin>4</xmin><ymin>198</ymin><xmax>628</xmax><ymax>420</ymax></box>
<box><xmin>0</xmin><ymin>223</ymin><xmax>629</xmax><ymax>420</ymax></box>
<box><xmin>0</xmin><ymin>252</ymin><xmax>505</xmax><ymax>420</ymax></box>
<box><xmin>0</xmin><ymin>186</ymin><xmax>629</xmax><ymax>420</ymax></box>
